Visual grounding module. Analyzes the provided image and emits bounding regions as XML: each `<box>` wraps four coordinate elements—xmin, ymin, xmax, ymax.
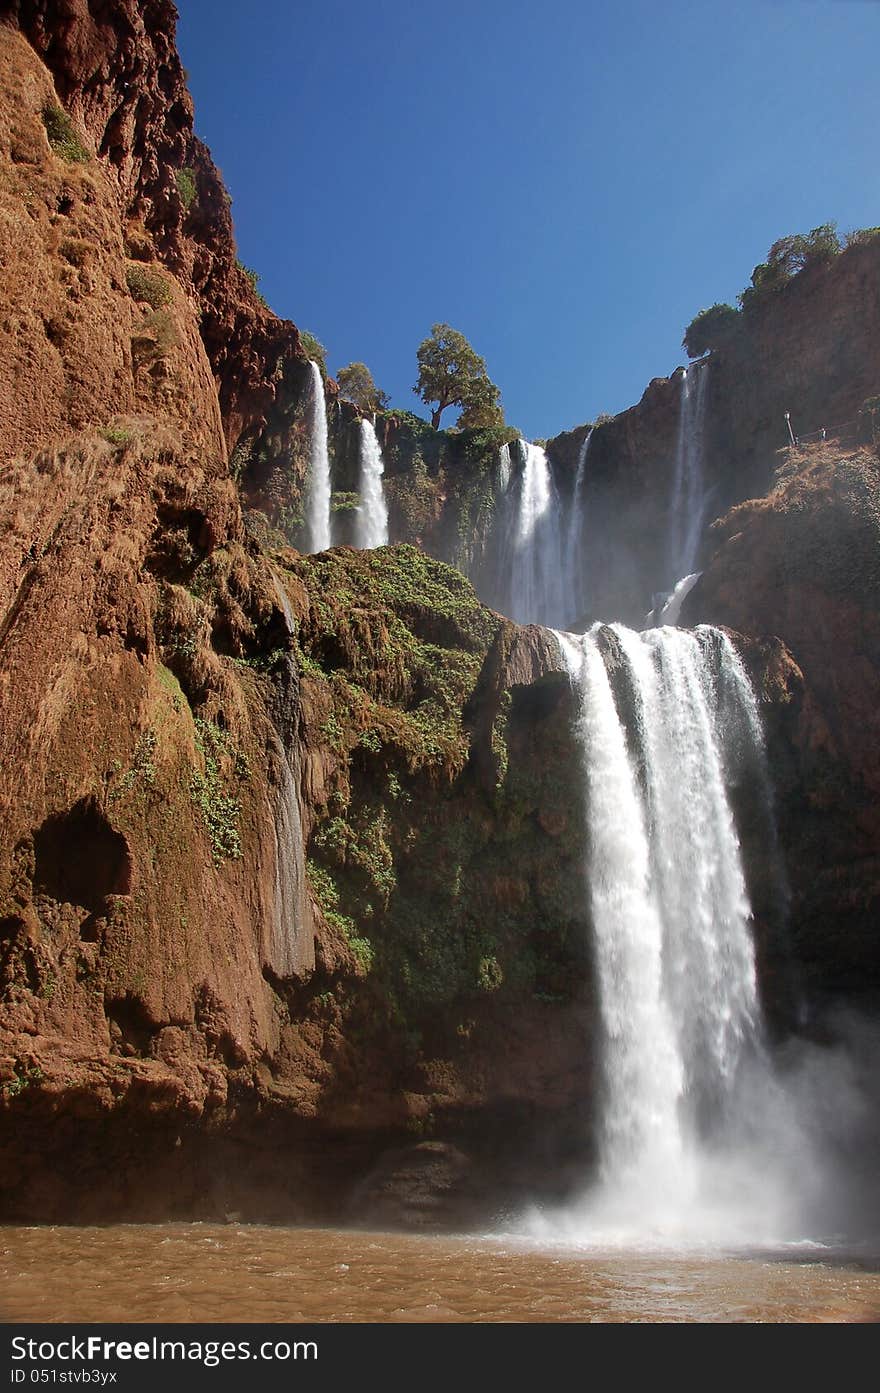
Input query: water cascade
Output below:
<box><xmin>543</xmin><ymin>621</ymin><xmax>811</xmax><ymax>1244</ymax></box>
<box><xmin>667</xmin><ymin>364</ymin><xmax>710</xmax><ymax>587</ymax></box>
<box><xmin>561</xmin><ymin>428</ymin><xmax>592</xmax><ymax>624</ymax></box>
<box><xmin>355</xmin><ymin>419</ymin><xmax>389</xmax><ymax>549</ymax></box>
<box><xmin>268</xmin><ymin>575</ymin><xmax>314</xmax><ymax>977</ymax></box>
<box><xmin>648</xmin><ymin>570</ymin><xmax>702</xmax><ymax>628</ymax></box>
<box><xmin>304</xmin><ymin>360</ymin><xmax>332</xmax><ymax>553</ymax></box>
<box><xmin>489</xmin><ymin>440</ymin><xmax>569</xmax><ymax>628</ymax></box>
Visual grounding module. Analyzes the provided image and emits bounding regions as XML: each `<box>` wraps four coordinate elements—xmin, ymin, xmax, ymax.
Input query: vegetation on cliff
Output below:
<box><xmin>277</xmin><ymin>545</ymin><xmax>585</xmax><ymax>1033</ymax></box>
<box><xmin>684</xmin><ymin>222</ymin><xmax>880</xmax><ymax>357</ymax></box>
<box><xmin>337</xmin><ymin>361</ymin><xmax>389</xmax><ymax>413</ymax></box>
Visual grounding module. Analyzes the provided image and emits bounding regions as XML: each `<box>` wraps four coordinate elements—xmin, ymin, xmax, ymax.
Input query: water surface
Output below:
<box><xmin>2</xmin><ymin>1226</ymin><xmax>878</xmax><ymax>1323</ymax></box>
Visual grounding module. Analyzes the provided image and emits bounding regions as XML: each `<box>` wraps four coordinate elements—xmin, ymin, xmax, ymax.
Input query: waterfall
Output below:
<box><xmin>647</xmin><ymin>570</ymin><xmax>702</xmax><ymax>628</ymax></box>
<box><xmin>667</xmin><ymin>365</ymin><xmax>710</xmax><ymax>585</ymax></box>
<box><xmin>355</xmin><ymin>419</ymin><xmax>389</xmax><ymax>549</ymax></box>
<box><xmin>543</xmin><ymin>621</ymin><xmax>803</xmax><ymax>1242</ymax></box>
<box><xmin>497</xmin><ymin>441</ymin><xmax>512</xmax><ymax>494</ymax></box>
<box><xmin>268</xmin><ymin>575</ymin><xmax>314</xmax><ymax>976</ymax></box>
<box><xmin>562</xmin><ymin>428</ymin><xmax>592</xmax><ymax>625</ymax></box>
<box><xmin>304</xmin><ymin>360</ymin><xmax>331</xmax><ymax>554</ymax></box>
<box><xmin>491</xmin><ymin>440</ymin><xmax>568</xmax><ymax>628</ymax></box>
<box><xmin>556</xmin><ymin>627</ymin><xmax>688</xmax><ymax>1202</ymax></box>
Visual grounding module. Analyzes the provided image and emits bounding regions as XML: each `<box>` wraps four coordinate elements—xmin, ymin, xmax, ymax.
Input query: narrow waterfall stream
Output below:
<box><xmin>304</xmin><ymin>359</ymin><xmax>332</xmax><ymax>553</ymax></box>
<box><xmin>356</xmin><ymin>418</ymin><xmax>389</xmax><ymax>548</ymax></box>
<box><xmin>561</xmin><ymin>427</ymin><xmax>592</xmax><ymax>622</ymax></box>
<box><xmin>667</xmin><ymin>363</ymin><xmax>710</xmax><ymax>587</ymax></box>
<box><xmin>488</xmin><ymin>438</ymin><xmax>576</xmax><ymax>627</ymax></box>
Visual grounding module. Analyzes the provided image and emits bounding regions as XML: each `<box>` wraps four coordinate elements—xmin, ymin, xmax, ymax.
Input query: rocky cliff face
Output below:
<box><xmin>685</xmin><ymin>442</ymin><xmax>880</xmax><ymax>1002</ymax></box>
<box><xmin>2</xmin><ymin>0</ymin><xmax>306</xmax><ymax>457</ymax></box>
<box><xmin>0</xmin><ymin>1</ymin><xmax>603</xmax><ymax>1223</ymax></box>
<box><xmin>0</xmin><ymin>1</ymin><xmax>877</xmax><ymax>1226</ymax></box>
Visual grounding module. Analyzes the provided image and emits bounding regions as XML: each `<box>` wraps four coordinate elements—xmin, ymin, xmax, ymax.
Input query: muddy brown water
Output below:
<box><xmin>2</xmin><ymin>1225</ymin><xmax>879</xmax><ymax>1323</ymax></box>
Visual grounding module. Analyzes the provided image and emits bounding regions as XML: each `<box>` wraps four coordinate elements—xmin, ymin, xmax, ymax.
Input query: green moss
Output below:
<box><xmin>175</xmin><ymin>167</ymin><xmax>197</xmax><ymax>210</ymax></box>
<box><xmin>3</xmin><ymin>1063</ymin><xmax>44</xmax><ymax>1098</ymax></box>
<box><xmin>385</xmin><ymin>455</ymin><xmax>436</xmax><ymax>539</ymax></box>
<box><xmin>490</xmin><ymin>687</ymin><xmax>512</xmax><ymax>787</ymax></box>
<box><xmin>42</xmin><ymin>103</ymin><xmax>89</xmax><ymax>163</ymax></box>
<box><xmin>189</xmin><ymin>719</ymin><xmax>248</xmax><ymax>864</ymax></box>
<box><xmin>157</xmin><ymin>663</ymin><xmax>187</xmax><ymax>713</ymax></box>
<box><xmin>125</xmin><ymin>263</ymin><xmax>173</xmax><ymax>309</ymax></box>
<box><xmin>101</xmin><ymin>424</ymin><xmax>135</xmax><ymax>448</ymax></box>
<box><xmin>331</xmin><ymin>491</ymin><xmax>361</xmax><ymax>515</ymax></box>
<box><xmin>110</xmin><ymin>729</ymin><xmax>157</xmax><ymax>803</ymax></box>
<box><xmin>307</xmin><ymin>860</ymin><xmax>373</xmax><ymax>973</ymax></box>
<box><xmin>284</xmin><ymin>543</ymin><xmax>584</xmax><ymax>1031</ymax></box>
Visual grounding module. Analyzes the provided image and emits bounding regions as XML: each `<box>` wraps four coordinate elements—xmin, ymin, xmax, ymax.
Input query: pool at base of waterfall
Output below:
<box><xmin>2</xmin><ymin>1224</ymin><xmax>879</xmax><ymax>1323</ymax></box>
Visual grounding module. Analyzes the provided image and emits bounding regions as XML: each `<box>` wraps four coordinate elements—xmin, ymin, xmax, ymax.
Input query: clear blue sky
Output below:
<box><xmin>176</xmin><ymin>0</ymin><xmax>880</xmax><ymax>440</ymax></box>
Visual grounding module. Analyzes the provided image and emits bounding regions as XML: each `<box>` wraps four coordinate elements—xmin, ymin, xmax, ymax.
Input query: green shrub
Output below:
<box><xmin>374</xmin><ymin>408</ymin><xmax>437</xmax><ymax>440</ymax></box>
<box><xmin>331</xmin><ymin>491</ymin><xmax>361</xmax><ymax>515</ymax></box>
<box><xmin>236</xmin><ymin>259</ymin><xmax>268</xmax><ymax>308</ymax></box>
<box><xmin>125</xmin><ymin>263</ymin><xmax>173</xmax><ymax>308</ymax></box>
<box><xmin>337</xmin><ymin>361</ymin><xmax>389</xmax><ymax>411</ymax></box>
<box><xmin>299</xmin><ymin>329</ymin><xmax>327</xmax><ymax>374</ymax></box>
<box><xmin>189</xmin><ymin>719</ymin><xmax>248</xmax><ymax>864</ymax></box>
<box><xmin>42</xmin><ymin>103</ymin><xmax>89</xmax><ymax>163</ymax></box>
<box><xmin>101</xmin><ymin>424</ymin><xmax>135</xmax><ymax>448</ymax></box>
<box><xmin>175</xmin><ymin>167</ymin><xmax>197</xmax><ymax>210</ymax></box>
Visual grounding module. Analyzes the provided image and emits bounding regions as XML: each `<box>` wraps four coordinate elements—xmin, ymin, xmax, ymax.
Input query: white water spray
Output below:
<box><xmin>355</xmin><ymin>419</ymin><xmax>389</xmax><ymax>549</ymax></box>
<box><xmin>648</xmin><ymin>570</ymin><xmax>702</xmax><ymax>629</ymax></box>
<box><xmin>304</xmin><ymin>360</ymin><xmax>331</xmax><ymax>553</ymax></box>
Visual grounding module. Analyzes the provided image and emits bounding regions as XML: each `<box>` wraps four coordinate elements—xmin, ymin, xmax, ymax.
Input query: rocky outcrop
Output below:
<box><xmin>685</xmin><ymin>442</ymin><xmax>880</xmax><ymax>1000</ymax></box>
<box><xmin>2</xmin><ymin>0</ymin><xmax>305</xmax><ymax>455</ymax></box>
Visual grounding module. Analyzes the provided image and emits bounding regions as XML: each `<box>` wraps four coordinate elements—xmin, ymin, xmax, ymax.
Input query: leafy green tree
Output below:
<box><xmin>683</xmin><ymin>302</ymin><xmax>740</xmax><ymax>358</ymax></box>
<box><xmin>414</xmin><ymin>323</ymin><xmax>502</xmax><ymax>430</ymax></box>
<box><xmin>738</xmin><ymin>224</ymin><xmax>841</xmax><ymax>309</ymax></box>
<box><xmin>336</xmin><ymin>361</ymin><xmax>389</xmax><ymax>412</ymax></box>
<box><xmin>457</xmin><ymin>396</ymin><xmax>505</xmax><ymax>431</ymax></box>
<box><xmin>844</xmin><ymin>226</ymin><xmax>880</xmax><ymax>249</ymax></box>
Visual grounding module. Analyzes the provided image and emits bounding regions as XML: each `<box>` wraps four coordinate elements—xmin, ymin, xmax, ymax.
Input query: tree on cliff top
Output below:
<box><xmin>738</xmin><ymin>223</ymin><xmax>841</xmax><ymax>309</ymax></box>
<box><xmin>683</xmin><ymin>302</ymin><xmax>740</xmax><ymax>358</ymax></box>
<box><xmin>336</xmin><ymin>361</ymin><xmax>389</xmax><ymax>413</ymax></box>
<box><xmin>414</xmin><ymin>324</ymin><xmax>503</xmax><ymax>430</ymax></box>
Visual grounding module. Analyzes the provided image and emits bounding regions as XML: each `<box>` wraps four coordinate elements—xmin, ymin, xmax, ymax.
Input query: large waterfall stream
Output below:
<box><xmin>523</xmin><ymin>620</ymin><xmax>850</xmax><ymax>1248</ymax></box>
